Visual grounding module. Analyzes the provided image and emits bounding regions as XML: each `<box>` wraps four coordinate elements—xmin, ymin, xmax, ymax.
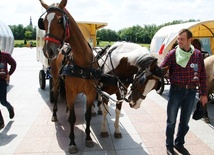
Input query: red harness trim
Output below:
<box><xmin>65</xmin><ymin>23</ymin><xmax>70</xmax><ymax>40</ymax></box>
<box><xmin>44</xmin><ymin>37</ymin><xmax>61</xmax><ymax>44</ymax></box>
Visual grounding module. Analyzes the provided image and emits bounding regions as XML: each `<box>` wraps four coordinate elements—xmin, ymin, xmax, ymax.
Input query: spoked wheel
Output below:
<box><xmin>39</xmin><ymin>70</ymin><xmax>46</xmax><ymax>89</ymax></box>
<box><xmin>156</xmin><ymin>77</ymin><xmax>165</xmax><ymax>95</ymax></box>
<box><xmin>49</xmin><ymin>77</ymin><xmax>54</xmax><ymax>103</ymax></box>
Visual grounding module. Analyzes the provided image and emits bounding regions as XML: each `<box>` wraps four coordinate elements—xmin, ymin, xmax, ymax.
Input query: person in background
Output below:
<box><xmin>0</xmin><ymin>49</ymin><xmax>17</xmax><ymax>130</ymax></box>
<box><xmin>160</xmin><ymin>29</ymin><xmax>207</xmax><ymax>155</ymax></box>
<box><xmin>191</xmin><ymin>38</ymin><xmax>202</xmax><ymax>51</ymax></box>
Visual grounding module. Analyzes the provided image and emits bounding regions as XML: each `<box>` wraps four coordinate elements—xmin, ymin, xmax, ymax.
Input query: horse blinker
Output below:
<box><xmin>38</xmin><ymin>18</ymin><xmax>45</xmax><ymax>30</ymax></box>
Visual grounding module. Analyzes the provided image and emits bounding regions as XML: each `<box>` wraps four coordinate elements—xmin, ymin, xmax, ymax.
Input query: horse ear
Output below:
<box><xmin>39</xmin><ymin>0</ymin><xmax>49</xmax><ymax>9</ymax></box>
<box><xmin>59</xmin><ymin>0</ymin><xmax>67</xmax><ymax>9</ymax></box>
<box><xmin>161</xmin><ymin>66</ymin><xmax>169</xmax><ymax>75</ymax></box>
<box><xmin>149</xmin><ymin>58</ymin><xmax>158</xmax><ymax>70</ymax></box>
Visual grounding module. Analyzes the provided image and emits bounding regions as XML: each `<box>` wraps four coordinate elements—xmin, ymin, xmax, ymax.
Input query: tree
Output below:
<box><xmin>9</xmin><ymin>24</ymin><xmax>36</xmax><ymax>40</ymax></box>
<box><xmin>25</xmin><ymin>31</ymin><xmax>32</xmax><ymax>41</ymax></box>
<box><xmin>97</xmin><ymin>29</ymin><xmax>118</xmax><ymax>42</ymax></box>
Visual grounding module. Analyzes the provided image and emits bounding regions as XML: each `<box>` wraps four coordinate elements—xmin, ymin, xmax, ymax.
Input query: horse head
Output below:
<box><xmin>38</xmin><ymin>0</ymin><xmax>69</xmax><ymax>59</ymax></box>
<box><xmin>127</xmin><ymin>56</ymin><xmax>164</xmax><ymax>109</ymax></box>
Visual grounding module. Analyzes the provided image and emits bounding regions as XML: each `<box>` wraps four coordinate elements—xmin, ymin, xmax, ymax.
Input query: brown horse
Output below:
<box><xmin>95</xmin><ymin>42</ymin><xmax>165</xmax><ymax>138</ymax></box>
<box><xmin>204</xmin><ymin>55</ymin><xmax>214</xmax><ymax>123</ymax></box>
<box><xmin>39</xmin><ymin>0</ymin><xmax>100</xmax><ymax>153</ymax></box>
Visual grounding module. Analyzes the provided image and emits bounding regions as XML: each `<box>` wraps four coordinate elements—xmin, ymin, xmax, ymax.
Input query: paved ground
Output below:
<box><xmin>0</xmin><ymin>48</ymin><xmax>214</xmax><ymax>155</ymax></box>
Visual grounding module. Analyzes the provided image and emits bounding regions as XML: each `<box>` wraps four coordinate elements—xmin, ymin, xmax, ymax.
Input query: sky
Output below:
<box><xmin>0</xmin><ymin>0</ymin><xmax>214</xmax><ymax>31</ymax></box>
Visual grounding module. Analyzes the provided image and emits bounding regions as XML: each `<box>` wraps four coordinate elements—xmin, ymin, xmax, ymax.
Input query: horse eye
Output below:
<box><xmin>58</xmin><ymin>18</ymin><xmax>63</xmax><ymax>24</ymax></box>
<box><xmin>139</xmin><ymin>75</ymin><xmax>146</xmax><ymax>85</ymax></box>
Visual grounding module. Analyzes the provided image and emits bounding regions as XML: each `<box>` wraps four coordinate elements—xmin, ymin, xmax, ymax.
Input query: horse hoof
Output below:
<box><xmin>114</xmin><ymin>132</ymin><xmax>122</xmax><ymax>139</ymax></box>
<box><xmin>204</xmin><ymin>117</ymin><xmax>210</xmax><ymax>123</ymax></box>
<box><xmin>85</xmin><ymin>140</ymin><xmax>94</xmax><ymax>147</ymax></box>
<box><xmin>51</xmin><ymin>116</ymin><xmax>58</xmax><ymax>122</ymax></box>
<box><xmin>91</xmin><ymin>112</ymin><xmax>96</xmax><ymax>117</ymax></box>
<box><xmin>98</xmin><ymin>110</ymin><xmax>102</xmax><ymax>115</ymax></box>
<box><xmin>69</xmin><ymin>145</ymin><xmax>78</xmax><ymax>154</ymax></box>
<box><xmin>100</xmin><ymin>132</ymin><xmax>109</xmax><ymax>138</ymax></box>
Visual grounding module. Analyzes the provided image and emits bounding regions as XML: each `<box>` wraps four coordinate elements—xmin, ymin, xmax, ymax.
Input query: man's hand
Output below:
<box><xmin>200</xmin><ymin>95</ymin><xmax>208</xmax><ymax>106</ymax></box>
<box><xmin>5</xmin><ymin>74</ymin><xmax>10</xmax><ymax>82</ymax></box>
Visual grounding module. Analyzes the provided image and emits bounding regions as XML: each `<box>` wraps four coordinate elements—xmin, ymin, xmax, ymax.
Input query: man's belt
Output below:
<box><xmin>172</xmin><ymin>83</ymin><xmax>197</xmax><ymax>89</ymax></box>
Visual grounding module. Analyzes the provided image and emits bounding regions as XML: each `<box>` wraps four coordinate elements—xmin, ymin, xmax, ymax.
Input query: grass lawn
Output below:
<box><xmin>95</xmin><ymin>41</ymin><xmax>150</xmax><ymax>48</ymax></box>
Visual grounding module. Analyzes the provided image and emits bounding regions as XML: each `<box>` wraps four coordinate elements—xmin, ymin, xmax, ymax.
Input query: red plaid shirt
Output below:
<box><xmin>160</xmin><ymin>48</ymin><xmax>207</xmax><ymax>96</ymax></box>
<box><xmin>0</xmin><ymin>51</ymin><xmax>16</xmax><ymax>79</ymax></box>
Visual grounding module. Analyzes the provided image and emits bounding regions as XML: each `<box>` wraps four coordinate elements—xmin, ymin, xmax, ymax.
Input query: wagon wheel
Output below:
<box><xmin>49</xmin><ymin>77</ymin><xmax>54</xmax><ymax>103</ymax></box>
<box><xmin>39</xmin><ymin>70</ymin><xmax>46</xmax><ymax>89</ymax></box>
<box><xmin>156</xmin><ymin>77</ymin><xmax>165</xmax><ymax>95</ymax></box>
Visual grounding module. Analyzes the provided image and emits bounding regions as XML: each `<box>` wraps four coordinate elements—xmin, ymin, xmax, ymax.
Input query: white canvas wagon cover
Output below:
<box><xmin>150</xmin><ymin>20</ymin><xmax>214</xmax><ymax>64</ymax></box>
<box><xmin>0</xmin><ymin>21</ymin><xmax>14</xmax><ymax>55</ymax></box>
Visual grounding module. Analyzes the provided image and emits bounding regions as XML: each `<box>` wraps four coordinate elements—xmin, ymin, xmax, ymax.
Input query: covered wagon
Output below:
<box><xmin>0</xmin><ymin>21</ymin><xmax>14</xmax><ymax>55</ymax></box>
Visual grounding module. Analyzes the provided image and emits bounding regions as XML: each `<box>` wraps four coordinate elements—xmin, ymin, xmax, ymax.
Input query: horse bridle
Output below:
<box><xmin>38</xmin><ymin>6</ymin><xmax>70</xmax><ymax>45</ymax></box>
<box><xmin>130</xmin><ymin>67</ymin><xmax>162</xmax><ymax>100</ymax></box>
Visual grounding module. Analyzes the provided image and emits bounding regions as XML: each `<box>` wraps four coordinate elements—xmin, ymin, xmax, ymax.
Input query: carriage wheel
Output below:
<box><xmin>156</xmin><ymin>77</ymin><xmax>165</xmax><ymax>95</ymax></box>
<box><xmin>49</xmin><ymin>77</ymin><xmax>54</xmax><ymax>103</ymax></box>
<box><xmin>39</xmin><ymin>70</ymin><xmax>46</xmax><ymax>89</ymax></box>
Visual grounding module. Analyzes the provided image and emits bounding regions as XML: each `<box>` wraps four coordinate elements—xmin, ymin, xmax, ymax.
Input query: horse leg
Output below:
<box><xmin>114</xmin><ymin>99</ymin><xmax>123</xmax><ymax>138</ymax></box>
<box><xmin>50</xmin><ymin>58</ymin><xmax>61</xmax><ymax>122</ymax></box>
<box><xmin>100</xmin><ymin>98</ymin><xmax>109</xmax><ymax>137</ymax></box>
<box><xmin>91</xmin><ymin>94</ymin><xmax>102</xmax><ymax>116</ymax></box>
<box><xmin>97</xmin><ymin>93</ymin><xmax>103</xmax><ymax>115</ymax></box>
<box><xmin>85</xmin><ymin>99</ymin><xmax>94</xmax><ymax>147</ymax></box>
<box><xmin>68</xmin><ymin>107</ymin><xmax>78</xmax><ymax>154</ymax></box>
<box><xmin>91</xmin><ymin>103</ymin><xmax>96</xmax><ymax>117</ymax></box>
<box><xmin>51</xmin><ymin>78</ymin><xmax>60</xmax><ymax>122</ymax></box>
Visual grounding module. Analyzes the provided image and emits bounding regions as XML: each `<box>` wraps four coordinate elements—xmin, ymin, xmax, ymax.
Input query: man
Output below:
<box><xmin>0</xmin><ymin>49</ymin><xmax>16</xmax><ymax>130</ymax></box>
<box><xmin>160</xmin><ymin>29</ymin><xmax>207</xmax><ymax>155</ymax></box>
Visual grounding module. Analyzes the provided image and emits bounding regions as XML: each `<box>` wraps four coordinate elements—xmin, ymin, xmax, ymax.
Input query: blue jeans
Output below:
<box><xmin>166</xmin><ymin>85</ymin><xmax>196</xmax><ymax>148</ymax></box>
<box><xmin>0</xmin><ymin>79</ymin><xmax>13</xmax><ymax>111</ymax></box>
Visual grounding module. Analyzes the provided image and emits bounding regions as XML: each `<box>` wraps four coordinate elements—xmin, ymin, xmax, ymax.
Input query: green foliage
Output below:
<box><xmin>25</xmin><ymin>31</ymin><xmax>32</xmax><ymax>40</ymax></box>
<box><xmin>9</xmin><ymin>24</ymin><xmax>36</xmax><ymax>40</ymax></box>
<box><xmin>98</xmin><ymin>19</ymin><xmax>200</xmax><ymax>44</ymax></box>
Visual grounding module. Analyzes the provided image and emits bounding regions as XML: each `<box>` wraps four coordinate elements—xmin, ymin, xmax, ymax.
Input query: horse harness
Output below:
<box><xmin>130</xmin><ymin>56</ymin><xmax>164</xmax><ymax>99</ymax></box>
<box><xmin>56</xmin><ymin>44</ymin><xmax>102</xmax><ymax>81</ymax></box>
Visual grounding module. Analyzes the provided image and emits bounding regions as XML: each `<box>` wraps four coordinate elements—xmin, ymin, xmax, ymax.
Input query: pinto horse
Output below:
<box><xmin>95</xmin><ymin>42</ymin><xmax>165</xmax><ymax>138</ymax></box>
<box><xmin>204</xmin><ymin>55</ymin><xmax>214</xmax><ymax>123</ymax></box>
<box><xmin>39</xmin><ymin>0</ymin><xmax>100</xmax><ymax>153</ymax></box>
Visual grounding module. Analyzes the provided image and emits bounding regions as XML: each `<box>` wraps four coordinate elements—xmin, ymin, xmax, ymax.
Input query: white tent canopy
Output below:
<box><xmin>150</xmin><ymin>20</ymin><xmax>214</xmax><ymax>64</ymax></box>
<box><xmin>0</xmin><ymin>21</ymin><xmax>14</xmax><ymax>55</ymax></box>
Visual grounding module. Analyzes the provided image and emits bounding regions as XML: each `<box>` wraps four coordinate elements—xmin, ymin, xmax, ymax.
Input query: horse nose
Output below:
<box><xmin>127</xmin><ymin>94</ymin><xmax>132</xmax><ymax>102</ymax></box>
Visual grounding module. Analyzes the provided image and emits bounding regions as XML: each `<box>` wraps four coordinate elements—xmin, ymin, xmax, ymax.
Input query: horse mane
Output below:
<box><xmin>136</xmin><ymin>54</ymin><xmax>156</xmax><ymax>69</ymax></box>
